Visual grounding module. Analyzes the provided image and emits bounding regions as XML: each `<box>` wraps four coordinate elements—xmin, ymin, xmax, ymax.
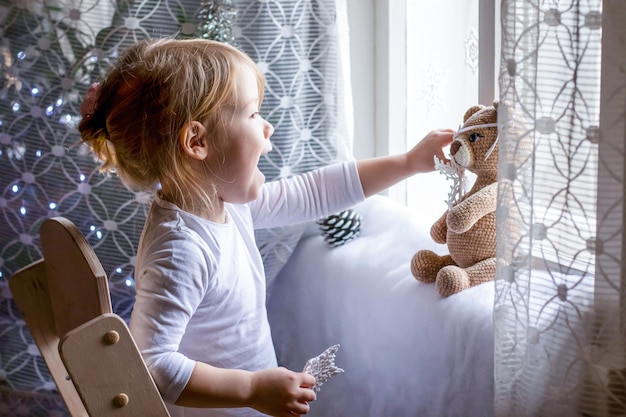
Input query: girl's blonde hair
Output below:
<box><xmin>78</xmin><ymin>38</ymin><xmax>264</xmax><ymax>214</ymax></box>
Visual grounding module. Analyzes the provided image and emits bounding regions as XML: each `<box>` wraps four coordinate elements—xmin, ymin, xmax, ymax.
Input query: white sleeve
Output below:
<box><xmin>249</xmin><ymin>160</ymin><xmax>365</xmax><ymax>229</ymax></box>
<box><xmin>129</xmin><ymin>229</ymin><xmax>209</xmax><ymax>404</ymax></box>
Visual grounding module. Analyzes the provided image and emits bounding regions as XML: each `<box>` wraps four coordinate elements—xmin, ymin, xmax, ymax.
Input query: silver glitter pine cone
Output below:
<box><xmin>317</xmin><ymin>209</ymin><xmax>362</xmax><ymax>247</ymax></box>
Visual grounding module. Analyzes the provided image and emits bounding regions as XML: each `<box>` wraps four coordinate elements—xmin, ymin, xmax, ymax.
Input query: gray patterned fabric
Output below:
<box><xmin>0</xmin><ymin>1</ymin><xmax>350</xmax><ymax>414</ymax></box>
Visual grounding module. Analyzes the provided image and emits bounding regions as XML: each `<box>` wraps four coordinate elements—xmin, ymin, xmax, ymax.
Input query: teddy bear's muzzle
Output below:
<box><xmin>450</xmin><ymin>141</ymin><xmax>462</xmax><ymax>155</ymax></box>
<box><xmin>450</xmin><ymin>140</ymin><xmax>472</xmax><ymax>168</ymax></box>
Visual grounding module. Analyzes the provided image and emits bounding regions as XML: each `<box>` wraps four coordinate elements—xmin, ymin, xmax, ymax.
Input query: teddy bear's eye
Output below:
<box><xmin>468</xmin><ymin>133</ymin><xmax>483</xmax><ymax>142</ymax></box>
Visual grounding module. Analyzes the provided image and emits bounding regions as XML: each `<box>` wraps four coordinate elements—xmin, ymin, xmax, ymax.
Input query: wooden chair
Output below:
<box><xmin>9</xmin><ymin>217</ymin><xmax>170</xmax><ymax>417</ymax></box>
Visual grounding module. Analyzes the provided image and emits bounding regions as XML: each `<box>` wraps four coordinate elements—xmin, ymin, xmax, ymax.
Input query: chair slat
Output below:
<box><xmin>9</xmin><ymin>260</ymin><xmax>89</xmax><ymax>417</ymax></box>
<box><xmin>40</xmin><ymin>217</ymin><xmax>112</xmax><ymax>337</ymax></box>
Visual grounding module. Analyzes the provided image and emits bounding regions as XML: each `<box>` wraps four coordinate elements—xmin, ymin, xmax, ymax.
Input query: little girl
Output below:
<box><xmin>78</xmin><ymin>38</ymin><xmax>453</xmax><ymax>417</ymax></box>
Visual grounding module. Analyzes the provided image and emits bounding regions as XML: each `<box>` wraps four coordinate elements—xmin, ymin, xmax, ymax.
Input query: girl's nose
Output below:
<box><xmin>263</xmin><ymin>121</ymin><xmax>274</xmax><ymax>153</ymax></box>
<box><xmin>265</xmin><ymin>120</ymin><xmax>274</xmax><ymax>139</ymax></box>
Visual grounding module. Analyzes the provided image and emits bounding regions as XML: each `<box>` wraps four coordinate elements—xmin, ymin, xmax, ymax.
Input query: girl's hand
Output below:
<box><xmin>355</xmin><ymin>127</ymin><xmax>454</xmax><ymax>197</ymax></box>
<box><xmin>406</xmin><ymin>128</ymin><xmax>455</xmax><ymax>173</ymax></box>
<box><xmin>250</xmin><ymin>367</ymin><xmax>316</xmax><ymax>416</ymax></box>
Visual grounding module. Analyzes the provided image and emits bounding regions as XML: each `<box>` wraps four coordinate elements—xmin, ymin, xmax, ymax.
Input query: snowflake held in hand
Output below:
<box><xmin>435</xmin><ymin>155</ymin><xmax>468</xmax><ymax>209</ymax></box>
<box><xmin>303</xmin><ymin>344</ymin><xmax>344</xmax><ymax>392</ymax></box>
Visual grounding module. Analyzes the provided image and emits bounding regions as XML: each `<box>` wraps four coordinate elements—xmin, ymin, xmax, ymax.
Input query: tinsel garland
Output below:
<box><xmin>196</xmin><ymin>0</ymin><xmax>237</xmax><ymax>43</ymax></box>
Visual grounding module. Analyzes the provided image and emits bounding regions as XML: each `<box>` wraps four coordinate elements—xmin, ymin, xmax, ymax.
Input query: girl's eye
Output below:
<box><xmin>468</xmin><ymin>133</ymin><xmax>482</xmax><ymax>142</ymax></box>
<box><xmin>251</xmin><ymin>111</ymin><xmax>261</xmax><ymax>119</ymax></box>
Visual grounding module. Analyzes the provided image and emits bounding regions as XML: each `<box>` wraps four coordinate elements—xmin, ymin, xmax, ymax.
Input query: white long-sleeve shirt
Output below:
<box><xmin>129</xmin><ymin>161</ymin><xmax>364</xmax><ymax>417</ymax></box>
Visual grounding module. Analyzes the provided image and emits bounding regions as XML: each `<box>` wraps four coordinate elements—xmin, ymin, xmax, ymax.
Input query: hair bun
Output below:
<box><xmin>80</xmin><ymin>82</ymin><xmax>100</xmax><ymax>119</ymax></box>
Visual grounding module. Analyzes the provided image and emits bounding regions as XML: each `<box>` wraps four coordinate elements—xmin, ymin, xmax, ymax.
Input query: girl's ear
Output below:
<box><xmin>180</xmin><ymin>121</ymin><xmax>209</xmax><ymax>160</ymax></box>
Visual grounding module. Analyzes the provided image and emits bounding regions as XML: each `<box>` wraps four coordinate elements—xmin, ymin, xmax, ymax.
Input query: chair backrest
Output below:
<box><xmin>9</xmin><ymin>217</ymin><xmax>170</xmax><ymax>417</ymax></box>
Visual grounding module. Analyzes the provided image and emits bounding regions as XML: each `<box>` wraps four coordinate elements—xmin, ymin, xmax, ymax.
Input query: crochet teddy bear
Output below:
<box><xmin>411</xmin><ymin>102</ymin><xmax>500</xmax><ymax>297</ymax></box>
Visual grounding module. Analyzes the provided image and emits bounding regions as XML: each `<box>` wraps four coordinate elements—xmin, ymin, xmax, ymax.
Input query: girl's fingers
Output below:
<box><xmin>301</xmin><ymin>388</ymin><xmax>316</xmax><ymax>402</ymax></box>
<box><xmin>300</xmin><ymin>372</ymin><xmax>316</xmax><ymax>387</ymax></box>
<box><xmin>292</xmin><ymin>400</ymin><xmax>310</xmax><ymax>415</ymax></box>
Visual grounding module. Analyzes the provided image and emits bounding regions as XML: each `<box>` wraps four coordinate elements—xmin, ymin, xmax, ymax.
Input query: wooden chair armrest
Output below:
<box><xmin>59</xmin><ymin>314</ymin><xmax>170</xmax><ymax>417</ymax></box>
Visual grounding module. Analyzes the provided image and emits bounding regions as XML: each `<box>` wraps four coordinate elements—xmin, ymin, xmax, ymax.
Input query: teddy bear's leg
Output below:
<box><xmin>411</xmin><ymin>251</ymin><xmax>455</xmax><ymax>283</ymax></box>
<box><xmin>435</xmin><ymin>257</ymin><xmax>497</xmax><ymax>297</ymax></box>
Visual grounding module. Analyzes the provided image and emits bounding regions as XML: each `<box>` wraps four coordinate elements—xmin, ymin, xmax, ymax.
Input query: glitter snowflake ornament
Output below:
<box><xmin>434</xmin><ymin>155</ymin><xmax>468</xmax><ymax>209</ymax></box>
<box><xmin>303</xmin><ymin>344</ymin><xmax>344</xmax><ymax>392</ymax></box>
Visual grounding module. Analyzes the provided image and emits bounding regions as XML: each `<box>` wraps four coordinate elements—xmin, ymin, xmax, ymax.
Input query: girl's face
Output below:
<box><xmin>211</xmin><ymin>63</ymin><xmax>274</xmax><ymax>205</ymax></box>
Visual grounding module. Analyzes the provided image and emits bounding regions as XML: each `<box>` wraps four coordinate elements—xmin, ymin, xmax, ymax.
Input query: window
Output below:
<box><xmin>347</xmin><ymin>0</ymin><xmax>499</xmax><ymax>224</ymax></box>
<box><xmin>347</xmin><ymin>0</ymin><xmax>602</xmax><ymax>273</ymax></box>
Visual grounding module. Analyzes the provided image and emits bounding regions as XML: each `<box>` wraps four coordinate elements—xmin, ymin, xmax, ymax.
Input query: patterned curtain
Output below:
<box><xmin>494</xmin><ymin>0</ymin><xmax>626</xmax><ymax>415</ymax></box>
<box><xmin>0</xmin><ymin>1</ymin><xmax>351</xmax><ymax>415</ymax></box>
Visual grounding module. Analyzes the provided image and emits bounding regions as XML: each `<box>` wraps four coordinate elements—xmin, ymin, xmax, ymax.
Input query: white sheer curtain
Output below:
<box><xmin>494</xmin><ymin>0</ymin><xmax>626</xmax><ymax>415</ymax></box>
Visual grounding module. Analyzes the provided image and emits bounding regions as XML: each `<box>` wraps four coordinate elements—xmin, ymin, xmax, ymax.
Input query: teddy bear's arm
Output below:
<box><xmin>430</xmin><ymin>211</ymin><xmax>448</xmax><ymax>243</ymax></box>
<box><xmin>447</xmin><ymin>183</ymin><xmax>498</xmax><ymax>233</ymax></box>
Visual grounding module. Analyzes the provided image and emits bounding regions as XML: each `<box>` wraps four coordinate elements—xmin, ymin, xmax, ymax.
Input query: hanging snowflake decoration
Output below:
<box><xmin>303</xmin><ymin>344</ymin><xmax>344</xmax><ymax>393</ymax></box>
<box><xmin>196</xmin><ymin>0</ymin><xmax>237</xmax><ymax>43</ymax></box>
<box><xmin>464</xmin><ymin>28</ymin><xmax>479</xmax><ymax>75</ymax></box>
<box><xmin>434</xmin><ymin>155</ymin><xmax>468</xmax><ymax>209</ymax></box>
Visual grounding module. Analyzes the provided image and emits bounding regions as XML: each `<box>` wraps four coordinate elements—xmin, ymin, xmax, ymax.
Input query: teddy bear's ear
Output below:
<box><xmin>492</xmin><ymin>100</ymin><xmax>499</xmax><ymax>111</ymax></box>
<box><xmin>463</xmin><ymin>105</ymin><xmax>485</xmax><ymax>122</ymax></box>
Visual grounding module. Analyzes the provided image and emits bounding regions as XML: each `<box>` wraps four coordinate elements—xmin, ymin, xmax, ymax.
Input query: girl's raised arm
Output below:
<box><xmin>356</xmin><ymin>129</ymin><xmax>454</xmax><ymax>197</ymax></box>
